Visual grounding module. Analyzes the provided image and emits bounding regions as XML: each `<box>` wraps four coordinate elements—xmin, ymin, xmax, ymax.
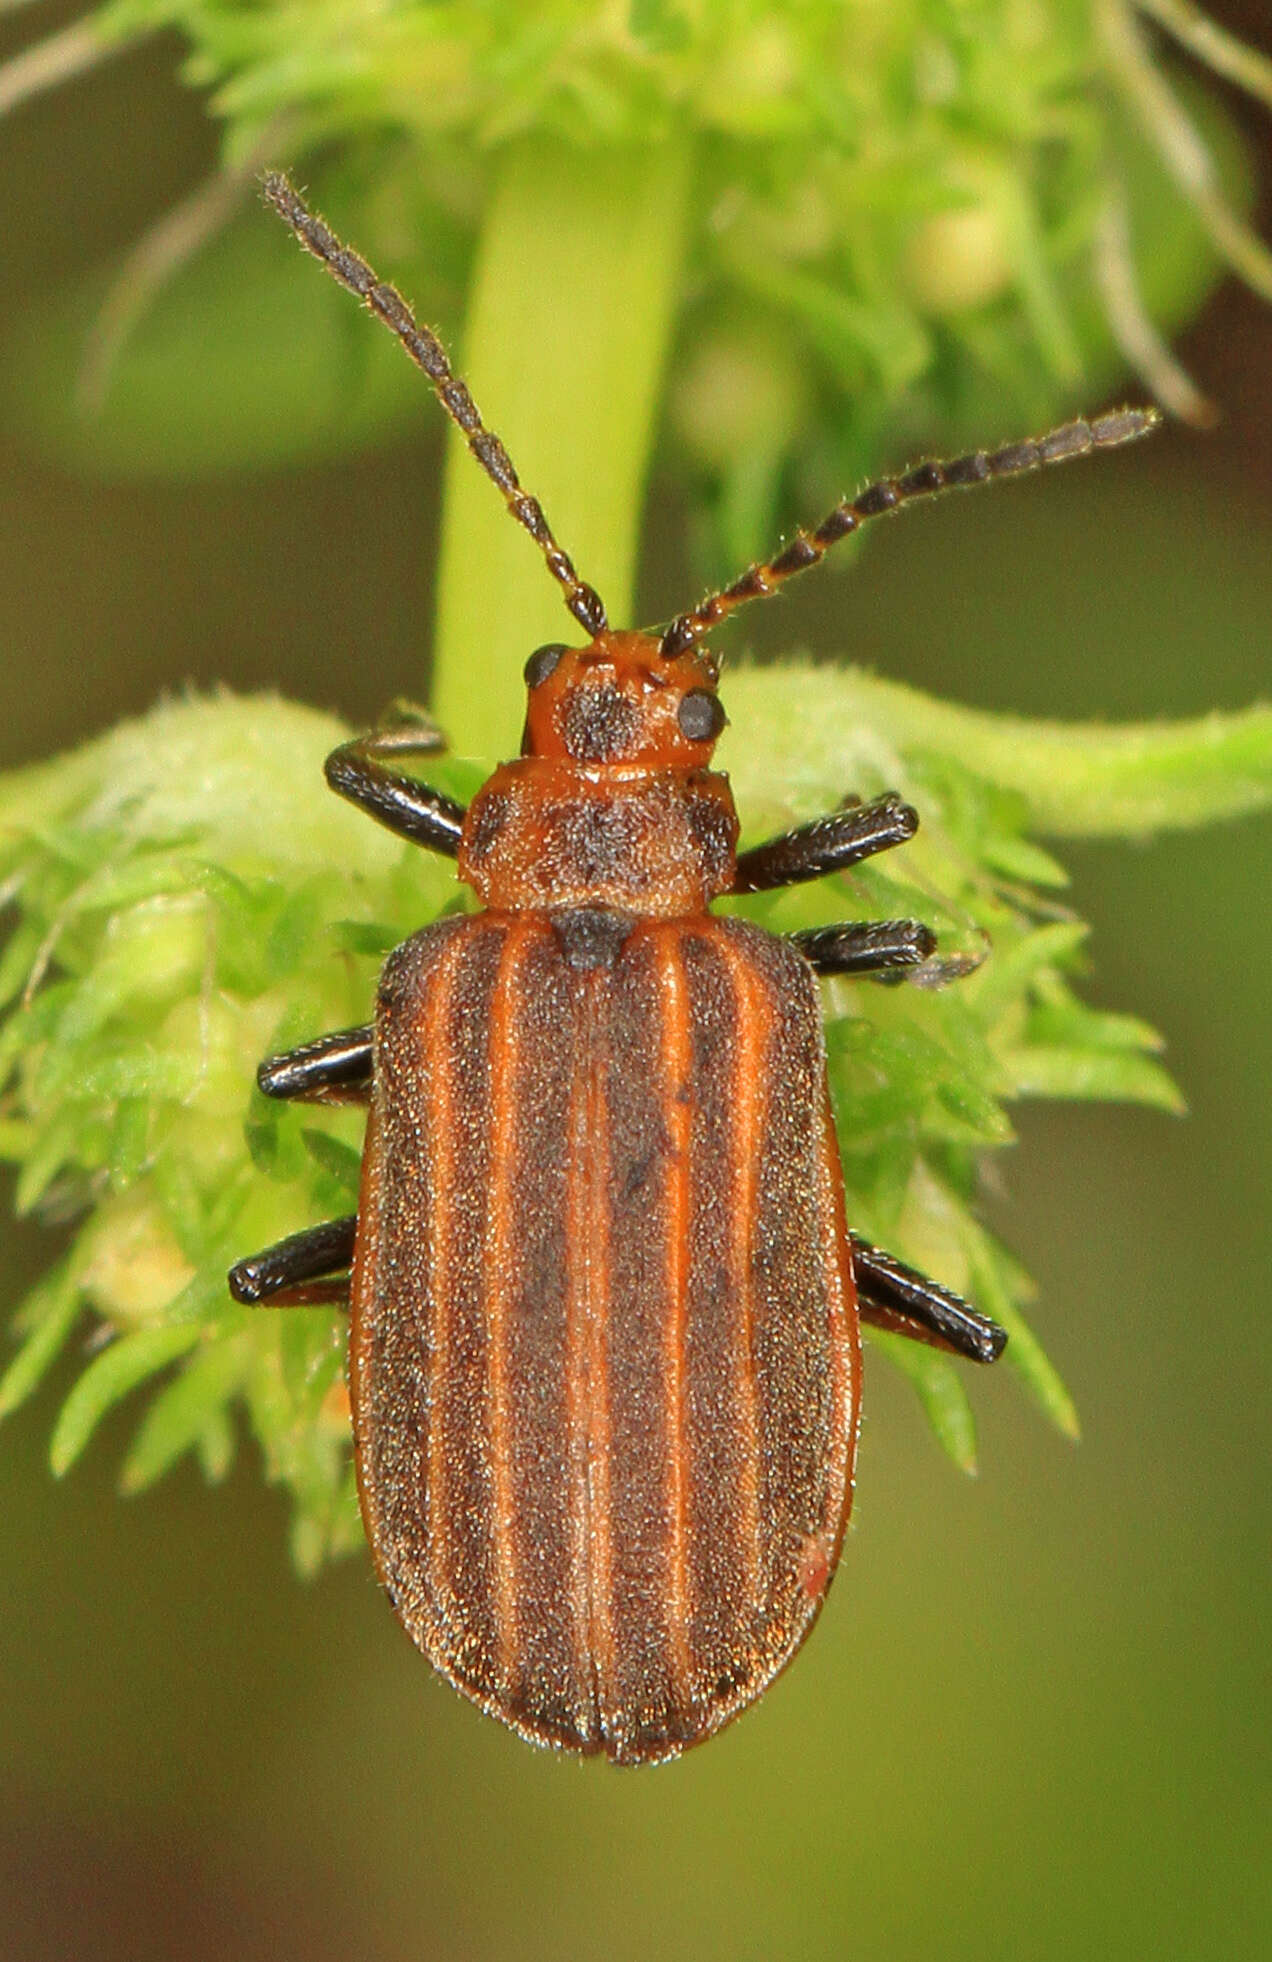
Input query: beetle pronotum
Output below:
<box><xmin>230</xmin><ymin>174</ymin><xmax>1158</xmax><ymax>1765</ymax></box>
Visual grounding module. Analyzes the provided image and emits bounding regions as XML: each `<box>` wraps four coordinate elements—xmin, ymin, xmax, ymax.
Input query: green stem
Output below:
<box><xmin>432</xmin><ymin>135</ymin><xmax>692</xmax><ymax>758</ymax></box>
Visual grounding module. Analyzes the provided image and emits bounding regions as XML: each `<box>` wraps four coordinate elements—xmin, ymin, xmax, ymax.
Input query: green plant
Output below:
<box><xmin>1</xmin><ymin>0</ymin><xmax>1270</xmax><ymax>1568</ymax></box>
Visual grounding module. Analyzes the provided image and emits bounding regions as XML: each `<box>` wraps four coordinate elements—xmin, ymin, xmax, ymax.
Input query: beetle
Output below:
<box><xmin>229</xmin><ymin>174</ymin><xmax>1158</xmax><ymax>1765</ymax></box>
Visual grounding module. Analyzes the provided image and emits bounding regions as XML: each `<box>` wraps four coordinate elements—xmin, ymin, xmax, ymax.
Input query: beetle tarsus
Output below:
<box><xmin>734</xmin><ymin>791</ymin><xmax>919</xmax><ymax>894</ymax></box>
<box><xmin>324</xmin><ymin>735</ymin><xmax>466</xmax><ymax>856</ymax></box>
<box><xmin>792</xmin><ymin>919</ymin><xmax>937</xmax><ymax>976</ymax></box>
<box><xmin>852</xmin><ymin>1239</ymin><xmax>1007</xmax><ymax>1364</ymax></box>
<box><xmin>228</xmin><ymin>1215</ymin><xmax>357</xmax><ymax>1307</ymax></box>
<box><xmin>256</xmin><ymin>1025</ymin><xmax>374</xmax><ymax>1103</ymax></box>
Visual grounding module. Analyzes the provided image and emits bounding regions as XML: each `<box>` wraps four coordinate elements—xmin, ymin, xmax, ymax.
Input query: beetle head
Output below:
<box><xmin>521</xmin><ymin>631</ymin><xmax>726</xmax><ymax>767</ymax></box>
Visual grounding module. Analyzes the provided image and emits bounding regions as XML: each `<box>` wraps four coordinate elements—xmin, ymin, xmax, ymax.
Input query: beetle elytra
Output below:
<box><xmin>230</xmin><ymin>174</ymin><xmax>1158</xmax><ymax>1764</ymax></box>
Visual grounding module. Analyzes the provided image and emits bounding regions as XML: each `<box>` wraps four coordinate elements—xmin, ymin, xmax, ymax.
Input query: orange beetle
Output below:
<box><xmin>231</xmin><ymin>176</ymin><xmax>1156</xmax><ymax>1764</ymax></box>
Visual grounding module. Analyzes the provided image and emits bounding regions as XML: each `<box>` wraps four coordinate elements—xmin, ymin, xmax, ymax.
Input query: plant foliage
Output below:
<box><xmin>6</xmin><ymin>0</ymin><xmax>1272</xmax><ymax>561</ymax></box>
<box><xmin>1</xmin><ymin>684</ymin><xmax>1267</xmax><ymax>1561</ymax></box>
<box><xmin>1</xmin><ymin>0</ymin><xmax>1269</xmax><ymax>1571</ymax></box>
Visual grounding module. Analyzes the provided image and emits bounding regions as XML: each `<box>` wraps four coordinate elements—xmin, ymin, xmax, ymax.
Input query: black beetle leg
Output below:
<box><xmin>325</xmin><ymin>711</ymin><xmax>466</xmax><ymax>856</ymax></box>
<box><xmin>228</xmin><ymin>1216</ymin><xmax>357</xmax><ymax>1308</ymax></box>
<box><xmin>734</xmin><ymin>792</ymin><xmax>918</xmax><ymax>894</ymax></box>
<box><xmin>791</xmin><ymin>919</ymin><xmax>936</xmax><ymax>977</ymax></box>
<box><xmin>852</xmin><ymin>1239</ymin><xmax>1006</xmax><ymax>1364</ymax></box>
<box><xmin>257</xmin><ymin>1026</ymin><xmax>373</xmax><ymax>1104</ymax></box>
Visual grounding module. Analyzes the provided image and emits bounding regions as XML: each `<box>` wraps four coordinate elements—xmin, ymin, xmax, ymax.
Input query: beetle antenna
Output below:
<box><xmin>658</xmin><ymin>407</ymin><xmax>1161</xmax><ymax>659</ymax></box>
<box><xmin>263</xmin><ymin>172</ymin><xmax>608</xmax><ymax>638</ymax></box>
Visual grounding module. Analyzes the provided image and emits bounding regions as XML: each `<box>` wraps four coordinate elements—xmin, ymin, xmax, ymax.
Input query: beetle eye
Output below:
<box><xmin>524</xmin><ymin>643</ymin><xmax>567</xmax><ymax>689</ymax></box>
<box><xmin>677</xmin><ymin>689</ymin><xmax>727</xmax><ymax>743</ymax></box>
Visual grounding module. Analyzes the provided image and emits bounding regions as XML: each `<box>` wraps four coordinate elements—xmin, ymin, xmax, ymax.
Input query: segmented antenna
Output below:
<box><xmin>659</xmin><ymin>408</ymin><xmax>1161</xmax><ymax>659</ymax></box>
<box><xmin>263</xmin><ymin>172</ymin><xmax>607</xmax><ymax>638</ymax></box>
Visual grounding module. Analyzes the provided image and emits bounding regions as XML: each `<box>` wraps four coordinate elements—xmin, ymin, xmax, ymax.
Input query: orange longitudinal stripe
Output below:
<box><xmin>579</xmin><ymin>972</ymin><xmax>615</xmax><ymax>1716</ymax></box>
<box><xmin>423</xmin><ymin>933</ymin><xmax>466</xmax><ymax>1622</ymax></box>
<box><xmin>655</xmin><ymin>932</ymin><xmax>694</xmax><ymax>1697</ymax></box>
<box><xmin>562</xmin><ymin>998</ymin><xmax>594</xmax><ymax>1730</ymax></box>
<box><xmin>483</xmin><ymin>920</ymin><xmax>532</xmax><ymax>1683</ymax></box>
<box><xmin>702</xmin><ymin>923</ymin><xmax>768</xmax><ymax>1620</ymax></box>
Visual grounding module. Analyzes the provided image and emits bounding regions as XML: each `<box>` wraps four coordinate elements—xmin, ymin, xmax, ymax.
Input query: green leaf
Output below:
<box><xmin>14</xmin><ymin>1112</ymin><xmax>83</xmax><ymax>1215</ymax></box>
<box><xmin>330</xmin><ymin>920</ymin><xmax>402</xmax><ymax>958</ymax></box>
<box><xmin>265</xmin><ymin>878</ymin><xmax>331</xmax><ymax>977</ymax></box>
<box><xmin>49</xmin><ymin>1323</ymin><xmax>202</xmax><ymax>1476</ymax></box>
<box><xmin>970</xmin><ymin>921</ymin><xmax>1090</xmax><ymax>1012</ymax></box>
<box><xmin>301</xmin><ymin>1129</ymin><xmax>364</xmax><ymax>1204</ymax></box>
<box><xmin>0</xmin><ymin>1264</ymin><xmax>81</xmax><ymax>1418</ymax></box>
<box><xmin>0</xmin><ymin>918</ymin><xmax>47</xmax><ymax>1010</ymax></box>
<box><xmin>960</xmin><ymin>1223</ymin><xmax>1080</xmax><ymax>1440</ymax></box>
<box><xmin>828</xmin><ymin>1020</ymin><xmax>1014</xmax><ymax>1150</ymax></box>
<box><xmin>979</xmin><ymin>833</ymin><xmax>1071</xmax><ymax>887</ymax></box>
<box><xmin>1025</xmin><ymin>1002</ymin><xmax>1164</xmax><ymax>1054</ymax></box>
<box><xmin>195</xmin><ymin>1405</ymin><xmax>237</xmax><ymax>1484</ymax></box>
<box><xmin>276</xmin><ymin>1310</ymin><xmax>345</xmax><ymax>1410</ymax></box>
<box><xmin>727</xmin><ymin>254</ymin><xmax>931</xmax><ymax>400</ymax></box>
<box><xmin>867</xmin><ymin>1328</ymin><xmax>980</xmax><ymax>1475</ymax></box>
<box><xmin>723</xmin><ymin>668</ymin><xmax>1272</xmax><ymax>838</ymax></box>
<box><xmin>0</xmin><ymin>1117</ymin><xmax>36</xmax><ymax>1161</ymax></box>
<box><xmin>629</xmin><ymin>0</ymin><xmax>691</xmax><ymax>55</ymax></box>
<box><xmin>120</xmin><ymin>1335</ymin><xmax>252</xmax><ymax>1493</ymax></box>
<box><xmin>1002</xmin><ymin>1045</ymin><xmax>1185</xmax><ymax>1110</ymax></box>
<box><xmin>290</xmin><ymin>1512</ymin><xmax>330</xmax><ymax>1582</ymax></box>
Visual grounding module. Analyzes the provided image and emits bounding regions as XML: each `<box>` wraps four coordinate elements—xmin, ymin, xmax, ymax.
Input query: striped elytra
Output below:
<box><xmin>230</xmin><ymin>176</ymin><xmax>1155</xmax><ymax>1763</ymax></box>
<box><xmin>350</xmin><ymin>909</ymin><xmax>857</xmax><ymax>1764</ymax></box>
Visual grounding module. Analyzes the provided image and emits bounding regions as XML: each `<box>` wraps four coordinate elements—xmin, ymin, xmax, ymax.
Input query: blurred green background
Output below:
<box><xmin>1</xmin><ymin>9</ymin><xmax>1269</xmax><ymax>1962</ymax></box>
